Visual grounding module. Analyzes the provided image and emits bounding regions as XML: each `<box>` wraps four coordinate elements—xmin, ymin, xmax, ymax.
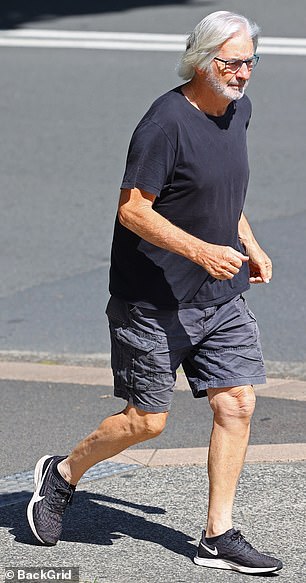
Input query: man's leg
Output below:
<box><xmin>205</xmin><ymin>384</ymin><xmax>255</xmax><ymax>537</ymax></box>
<box><xmin>194</xmin><ymin>383</ymin><xmax>282</xmax><ymax>573</ymax></box>
<box><xmin>58</xmin><ymin>405</ymin><xmax>168</xmax><ymax>485</ymax></box>
<box><xmin>27</xmin><ymin>296</ymin><xmax>178</xmax><ymax>545</ymax></box>
<box><xmin>27</xmin><ymin>405</ymin><xmax>168</xmax><ymax>545</ymax></box>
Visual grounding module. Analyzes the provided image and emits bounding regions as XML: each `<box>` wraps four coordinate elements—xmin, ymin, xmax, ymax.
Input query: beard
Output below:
<box><xmin>206</xmin><ymin>67</ymin><xmax>248</xmax><ymax>101</ymax></box>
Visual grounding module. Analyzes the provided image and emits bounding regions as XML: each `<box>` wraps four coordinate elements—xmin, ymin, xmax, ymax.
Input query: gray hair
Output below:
<box><xmin>177</xmin><ymin>11</ymin><xmax>260</xmax><ymax>80</ymax></box>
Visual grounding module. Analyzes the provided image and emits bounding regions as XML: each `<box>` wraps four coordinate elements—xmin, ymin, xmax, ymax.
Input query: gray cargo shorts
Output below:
<box><xmin>106</xmin><ymin>294</ymin><xmax>266</xmax><ymax>413</ymax></box>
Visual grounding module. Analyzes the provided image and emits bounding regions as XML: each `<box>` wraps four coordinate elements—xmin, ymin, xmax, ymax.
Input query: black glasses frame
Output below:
<box><xmin>214</xmin><ymin>55</ymin><xmax>260</xmax><ymax>71</ymax></box>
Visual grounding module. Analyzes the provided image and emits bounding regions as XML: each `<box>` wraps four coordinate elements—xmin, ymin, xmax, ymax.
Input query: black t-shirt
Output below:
<box><xmin>110</xmin><ymin>86</ymin><xmax>251</xmax><ymax>308</ymax></box>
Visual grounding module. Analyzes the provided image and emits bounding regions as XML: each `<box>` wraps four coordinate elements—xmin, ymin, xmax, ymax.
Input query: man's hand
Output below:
<box><xmin>118</xmin><ymin>191</ymin><xmax>262</xmax><ymax>282</ymax></box>
<box><xmin>199</xmin><ymin>243</ymin><xmax>249</xmax><ymax>280</ymax></box>
<box><xmin>247</xmin><ymin>245</ymin><xmax>272</xmax><ymax>284</ymax></box>
<box><xmin>238</xmin><ymin>213</ymin><xmax>272</xmax><ymax>284</ymax></box>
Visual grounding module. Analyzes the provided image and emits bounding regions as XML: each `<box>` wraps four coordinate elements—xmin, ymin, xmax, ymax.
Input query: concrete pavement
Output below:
<box><xmin>0</xmin><ymin>361</ymin><xmax>305</xmax><ymax>582</ymax></box>
<box><xmin>1</xmin><ymin>462</ymin><xmax>305</xmax><ymax>582</ymax></box>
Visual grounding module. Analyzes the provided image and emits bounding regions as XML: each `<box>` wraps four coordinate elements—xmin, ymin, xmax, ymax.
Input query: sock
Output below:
<box><xmin>52</xmin><ymin>457</ymin><xmax>75</xmax><ymax>489</ymax></box>
<box><xmin>203</xmin><ymin>528</ymin><xmax>232</xmax><ymax>543</ymax></box>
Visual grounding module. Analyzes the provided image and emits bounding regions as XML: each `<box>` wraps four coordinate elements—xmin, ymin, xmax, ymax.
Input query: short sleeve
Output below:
<box><xmin>121</xmin><ymin>120</ymin><xmax>176</xmax><ymax>197</ymax></box>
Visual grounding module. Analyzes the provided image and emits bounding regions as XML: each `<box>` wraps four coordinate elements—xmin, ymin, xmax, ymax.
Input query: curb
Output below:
<box><xmin>0</xmin><ymin>350</ymin><xmax>306</xmax><ymax>380</ymax></box>
<box><xmin>0</xmin><ymin>360</ymin><xmax>306</xmax><ymax>401</ymax></box>
<box><xmin>111</xmin><ymin>443</ymin><xmax>306</xmax><ymax>466</ymax></box>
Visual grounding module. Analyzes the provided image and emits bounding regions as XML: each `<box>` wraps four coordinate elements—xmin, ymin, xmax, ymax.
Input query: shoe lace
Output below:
<box><xmin>230</xmin><ymin>530</ymin><xmax>253</xmax><ymax>551</ymax></box>
<box><xmin>48</xmin><ymin>486</ymin><xmax>74</xmax><ymax>514</ymax></box>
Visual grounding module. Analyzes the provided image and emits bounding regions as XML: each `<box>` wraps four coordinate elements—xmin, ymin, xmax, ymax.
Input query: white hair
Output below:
<box><xmin>177</xmin><ymin>11</ymin><xmax>260</xmax><ymax>80</ymax></box>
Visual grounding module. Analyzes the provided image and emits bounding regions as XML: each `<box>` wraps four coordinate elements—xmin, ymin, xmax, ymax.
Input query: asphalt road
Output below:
<box><xmin>0</xmin><ymin>1</ymin><xmax>305</xmax><ymax>368</ymax></box>
<box><xmin>1</xmin><ymin>378</ymin><xmax>305</xmax><ymax>478</ymax></box>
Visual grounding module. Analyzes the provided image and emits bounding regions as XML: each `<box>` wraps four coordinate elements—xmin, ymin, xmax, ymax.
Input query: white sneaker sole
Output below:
<box><xmin>26</xmin><ymin>454</ymin><xmax>53</xmax><ymax>545</ymax></box>
<box><xmin>194</xmin><ymin>555</ymin><xmax>280</xmax><ymax>573</ymax></box>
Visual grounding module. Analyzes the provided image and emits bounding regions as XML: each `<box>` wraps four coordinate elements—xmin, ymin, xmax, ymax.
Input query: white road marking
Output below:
<box><xmin>0</xmin><ymin>38</ymin><xmax>185</xmax><ymax>51</ymax></box>
<box><xmin>0</xmin><ymin>29</ymin><xmax>186</xmax><ymax>41</ymax></box>
<box><xmin>0</xmin><ymin>29</ymin><xmax>305</xmax><ymax>55</ymax></box>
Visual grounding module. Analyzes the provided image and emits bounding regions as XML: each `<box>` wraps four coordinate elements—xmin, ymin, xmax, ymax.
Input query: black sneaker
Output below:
<box><xmin>194</xmin><ymin>528</ymin><xmax>283</xmax><ymax>574</ymax></box>
<box><xmin>27</xmin><ymin>455</ymin><xmax>75</xmax><ymax>545</ymax></box>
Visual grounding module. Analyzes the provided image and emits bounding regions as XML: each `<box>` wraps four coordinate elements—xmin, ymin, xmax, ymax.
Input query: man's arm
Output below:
<box><xmin>118</xmin><ymin>188</ymin><xmax>249</xmax><ymax>281</ymax></box>
<box><xmin>238</xmin><ymin>212</ymin><xmax>272</xmax><ymax>284</ymax></box>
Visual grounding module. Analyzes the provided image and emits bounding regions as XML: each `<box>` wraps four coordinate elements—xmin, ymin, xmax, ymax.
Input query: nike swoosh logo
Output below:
<box><xmin>33</xmin><ymin>457</ymin><xmax>53</xmax><ymax>502</ymax></box>
<box><xmin>200</xmin><ymin>542</ymin><xmax>218</xmax><ymax>556</ymax></box>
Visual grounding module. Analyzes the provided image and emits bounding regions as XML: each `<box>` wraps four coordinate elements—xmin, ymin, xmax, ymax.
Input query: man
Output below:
<box><xmin>27</xmin><ymin>11</ymin><xmax>282</xmax><ymax>575</ymax></box>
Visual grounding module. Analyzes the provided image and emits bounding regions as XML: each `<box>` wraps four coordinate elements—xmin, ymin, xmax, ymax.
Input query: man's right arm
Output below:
<box><xmin>118</xmin><ymin>188</ymin><xmax>249</xmax><ymax>281</ymax></box>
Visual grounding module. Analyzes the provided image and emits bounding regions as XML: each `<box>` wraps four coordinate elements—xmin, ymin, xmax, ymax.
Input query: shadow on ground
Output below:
<box><xmin>1</xmin><ymin>490</ymin><xmax>281</xmax><ymax>577</ymax></box>
<box><xmin>1</xmin><ymin>490</ymin><xmax>196</xmax><ymax>559</ymax></box>
<box><xmin>0</xmin><ymin>1</ymin><xmax>215</xmax><ymax>29</ymax></box>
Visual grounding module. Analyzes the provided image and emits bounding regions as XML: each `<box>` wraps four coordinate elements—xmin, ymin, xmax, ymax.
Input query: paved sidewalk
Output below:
<box><xmin>1</xmin><ymin>360</ymin><xmax>306</xmax><ymax>400</ymax></box>
<box><xmin>0</xmin><ymin>361</ymin><xmax>305</xmax><ymax>583</ymax></box>
<box><xmin>0</xmin><ymin>463</ymin><xmax>305</xmax><ymax>582</ymax></box>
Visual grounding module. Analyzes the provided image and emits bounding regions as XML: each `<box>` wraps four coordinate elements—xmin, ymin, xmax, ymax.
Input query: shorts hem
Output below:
<box><xmin>114</xmin><ymin>391</ymin><xmax>170</xmax><ymax>413</ymax></box>
<box><xmin>196</xmin><ymin>375</ymin><xmax>267</xmax><ymax>390</ymax></box>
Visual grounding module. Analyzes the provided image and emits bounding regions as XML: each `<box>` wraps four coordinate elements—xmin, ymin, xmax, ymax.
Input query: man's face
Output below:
<box><xmin>206</xmin><ymin>30</ymin><xmax>255</xmax><ymax>102</ymax></box>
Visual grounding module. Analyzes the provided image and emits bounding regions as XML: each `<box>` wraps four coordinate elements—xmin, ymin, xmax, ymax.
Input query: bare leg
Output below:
<box><xmin>58</xmin><ymin>405</ymin><xmax>168</xmax><ymax>485</ymax></box>
<box><xmin>205</xmin><ymin>385</ymin><xmax>256</xmax><ymax>537</ymax></box>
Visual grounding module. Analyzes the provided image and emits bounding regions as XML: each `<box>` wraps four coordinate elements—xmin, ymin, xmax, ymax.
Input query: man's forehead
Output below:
<box><xmin>219</xmin><ymin>32</ymin><xmax>254</xmax><ymax>58</ymax></box>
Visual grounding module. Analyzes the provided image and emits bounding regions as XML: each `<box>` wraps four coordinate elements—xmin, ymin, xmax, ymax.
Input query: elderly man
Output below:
<box><xmin>27</xmin><ymin>10</ymin><xmax>282</xmax><ymax>575</ymax></box>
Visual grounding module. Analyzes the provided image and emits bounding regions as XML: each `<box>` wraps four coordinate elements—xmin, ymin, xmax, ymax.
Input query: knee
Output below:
<box><xmin>234</xmin><ymin>386</ymin><xmax>256</xmax><ymax>419</ymax></box>
<box><xmin>209</xmin><ymin>385</ymin><xmax>256</xmax><ymax>424</ymax></box>
<box><xmin>143</xmin><ymin>412</ymin><xmax>168</xmax><ymax>438</ymax></box>
<box><xmin>125</xmin><ymin>406</ymin><xmax>168</xmax><ymax>440</ymax></box>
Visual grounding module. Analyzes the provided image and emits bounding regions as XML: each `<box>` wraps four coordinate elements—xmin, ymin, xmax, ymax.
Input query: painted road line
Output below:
<box><xmin>1</xmin><ymin>29</ymin><xmax>306</xmax><ymax>45</ymax></box>
<box><xmin>259</xmin><ymin>46</ymin><xmax>306</xmax><ymax>55</ymax></box>
<box><xmin>0</xmin><ymin>38</ymin><xmax>185</xmax><ymax>51</ymax></box>
<box><xmin>0</xmin><ymin>30</ymin><xmax>186</xmax><ymax>42</ymax></box>
<box><xmin>261</xmin><ymin>36</ymin><xmax>306</xmax><ymax>45</ymax></box>
<box><xmin>0</xmin><ymin>29</ymin><xmax>305</xmax><ymax>55</ymax></box>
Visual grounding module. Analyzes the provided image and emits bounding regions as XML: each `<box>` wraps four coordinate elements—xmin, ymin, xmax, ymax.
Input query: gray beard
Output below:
<box><xmin>206</xmin><ymin>68</ymin><xmax>248</xmax><ymax>102</ymax></box>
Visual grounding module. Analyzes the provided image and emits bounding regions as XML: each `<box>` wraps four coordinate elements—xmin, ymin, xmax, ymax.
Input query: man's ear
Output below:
<box><xmin>194</xmin><ymin>66</ymin><xmax>206</xmax><ymax>77</ymax></box>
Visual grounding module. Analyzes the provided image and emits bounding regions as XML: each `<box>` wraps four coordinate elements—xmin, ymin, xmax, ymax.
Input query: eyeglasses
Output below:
<box><xmin>214</xmin><ymin>55</ymin><xmax>260</xmax><ymax>73</ymax></box>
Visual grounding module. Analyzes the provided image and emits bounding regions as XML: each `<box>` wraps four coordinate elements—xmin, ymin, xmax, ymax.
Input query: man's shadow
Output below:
<box><xmin>1</xmin><ymin>490</ymin><xmax>281</xmax><ymax>577</ymax></box>
<box><xmin>1</xmin><ymin>490</ymin><xmax>196</xmax><ymax>560</ymax></box>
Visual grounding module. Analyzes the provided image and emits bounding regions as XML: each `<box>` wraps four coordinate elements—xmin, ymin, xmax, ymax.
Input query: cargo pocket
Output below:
<box><xmin>235</xmin><ymin>295</ymin><xmax>257</xmax><ymax>322</ymax></box>
<box><xmin>110</xmin><ymin>323</ymin><xmax>156</xmax><ymax>391</ymax></box>
<box><xmin>232</xmin><ymin>295</ymin><xmax>260</xmax><ymax>347</ymax></box>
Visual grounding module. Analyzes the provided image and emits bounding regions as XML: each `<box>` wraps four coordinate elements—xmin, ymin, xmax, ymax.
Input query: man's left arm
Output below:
<box><xmin>238</xmin><ymin>213</ymin><xmax>272</xmax><ymax>284</ymax></box>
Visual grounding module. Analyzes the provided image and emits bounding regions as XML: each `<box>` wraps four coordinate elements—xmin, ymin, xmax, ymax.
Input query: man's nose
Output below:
<box><xmin>236</xmin><ymin>62</ymin><xmax>252</xmax><ymax>80</ymax></box>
